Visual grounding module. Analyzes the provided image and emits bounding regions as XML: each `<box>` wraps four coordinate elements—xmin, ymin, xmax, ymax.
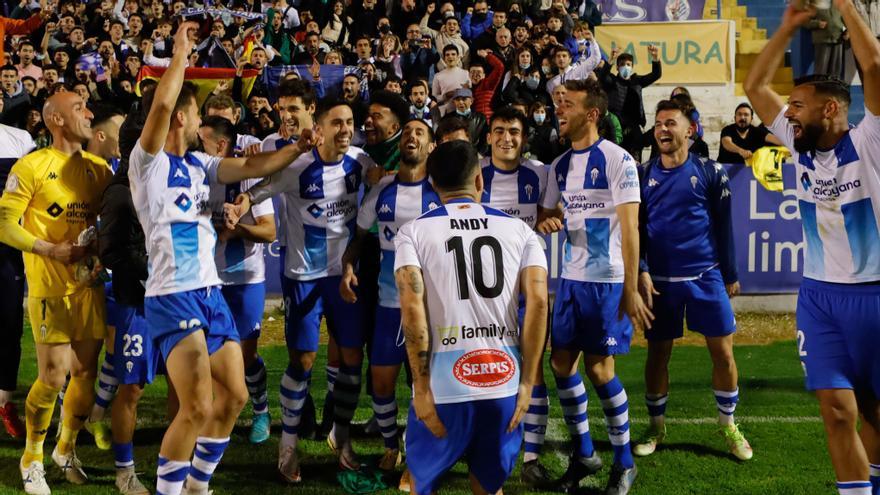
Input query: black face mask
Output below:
<box><xmin>379</xmin><ymin>24</ymin><xmax>391</xmax><ymax>34</ymax></box>
<box><xmin>473</xmin><ymin>12</ymin><xmax>487</xmax><ymax>21</ymax></box>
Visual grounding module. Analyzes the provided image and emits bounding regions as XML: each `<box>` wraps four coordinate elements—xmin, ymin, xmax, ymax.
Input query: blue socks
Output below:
<box><xmin>555</xmin><ymin>373</ymin><xmax>595</xmax><ymax>460</ymax></box>
<box><xmin>595</xmin><ymin>376</ymin><xmax>634</xmax><ymax>469</ymax></box>
<box><xmin>524</xmin><ymin>384</ymin><xmax>549</xmax><ymax>463</ymax></box>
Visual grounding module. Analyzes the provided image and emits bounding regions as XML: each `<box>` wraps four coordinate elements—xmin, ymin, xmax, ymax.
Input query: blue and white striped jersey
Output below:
<box><xmin>394</xmin><ymin>200</ymin><xmax>547</xmax><ymax>404</ymax></box>
<box><xmin>480</xmin><ymin>157</ymin><xmax>548</xmax><ymax>228</ymax></box>
<box><xmin>260</xmin><ymin>132</ymin><xmax>297</xmax><ymax>248</ymax></box>
<box><xmin>128</xmin><ymin>141</ymin><xmax>223</xmax><ymax>297</ymax></box>
<box><xmin>248</xmin><ymin>147</ymin><xmax>377</xmax><ymax>281</ymax></box>
<box><xmin>541</xmin><ymin>139</ymin><xmax>641</xmax><ymax>283</ymax></box>
<box><xmin>358</xmin><ymin>174</ymin><xmax>441</xmax><ymax>308</ymax></box>
<box><xmin>209</xmin><ymin>177</ymin><xmax>274</xmax><ymax>286</ymax></box>
<box><xmin>769</xmin><ymin>107</ymin><xmax>880</xmax><ymax>284</ymax></box>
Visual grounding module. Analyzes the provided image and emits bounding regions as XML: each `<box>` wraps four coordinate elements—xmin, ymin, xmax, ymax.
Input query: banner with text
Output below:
<box><xmin>261</xmin><ymin>163</ymin><xmax>803</xmax><ymax>295</ymax></box>
<box><xmin>595</xmin><ymin>20</ymin><xmax>733</xmax><ymax>84</ymax></box>
<box><xmin>598</xmin><ymin>0</ymin><xmax>708</xmax><ymax>22</ymax></box>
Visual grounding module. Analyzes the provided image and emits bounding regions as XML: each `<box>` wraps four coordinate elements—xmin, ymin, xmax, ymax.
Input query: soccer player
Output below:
<box><xmin>226</xmin><ymin>99</ymin><xmax>377</xmax><ymax>480</ymax></box>
<box><xmin>632</xmin><ymin>98</ymin><xmax>752</xmax><ymax>461</ymax></box>
<box><xmin>744</xmin><ymin>2</ymin><xmax>880</xmax><ymax>494</ymax></box>
<box><xmin>128</xmin><ymin>22</ymin><xmax>315</xmax><ymax>495</ymax></box>
<box><xmin>0</xmin><ymin>90</ymin><xmax>112</xmax><ymax>495</ymax></box>
<box><xmin>339</xmin><ymin>118</ymin><xmax>440</xmax><ymax>472</ymax></box>
<box><xmin>97</xmin><ymin>104</ymin><xmax>153</xmax><ymax>495</ymax></box>
<box><xmin>0</xmin><ymin>113</ymin><xmax>35</xmax><ymax>441</ymax></box>
<box><xmin>478</xmin><ymin>105</ymin><xmax>553</xmax><ymax>487</ymax></box>
<box><xmin>537</xmin><ymin>79</ymin><xmax>652</xmax><ymax>495</ymax></box>
<box><xmin>202</xmin><ymin>115</ymin><xmax>277</xmax><ymax>446</ymax></box>
<box><xmin>260</xmin><ymin>78</ymin><xmax>329</xmax><ymax>441</ymax></box>
<box><xmin>394</xmin><ymin>139</ymin><xmax>548</xmax><ymax>495</ymax></box>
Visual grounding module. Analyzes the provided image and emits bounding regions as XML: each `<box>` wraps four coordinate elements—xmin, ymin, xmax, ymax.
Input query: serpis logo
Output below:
<box><xmin>452</xmin><ymin>348</ymin><xmax>516</xmax><ymax>388</ymax></box>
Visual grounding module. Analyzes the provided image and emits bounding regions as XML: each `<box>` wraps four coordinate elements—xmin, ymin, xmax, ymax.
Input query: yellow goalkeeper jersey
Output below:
<box><xmin>0</xmin><ymin>147</ymin><xmax>112</xmax><ymax>298</ymax></box>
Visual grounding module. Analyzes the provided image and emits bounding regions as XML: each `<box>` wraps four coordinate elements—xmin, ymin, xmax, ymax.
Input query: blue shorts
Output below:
<box><xmin>406</xmin><ymin>395</ymin><xmax>522</xmax><ymax>495</ymax></box>
<box><xmin>144</xmin><ymin>286</ymin><xmax>239</xmax><ymax>362</ymax></box>
<box><xmin>646</xmin><ymin>269</ymin><xmax>736</xmax><ymax>341</ymax></box>
<box><xmin>106</xmin><ymin>294</ymin><xmax>161</xmax><ymax>384</ymax></box>
<box><xmin>222</xmin><ymin>283</ymin><xmax>266</xmax><ymax>341</ymax></box>
<box><xmin>371</xmin><ymin>305</ymin><xmax>405</xmax><ymax>366</ymax></box>
<box><xmin>551</xmin><ymin>279</ymin><xmax>632</xmax><ymax>356</ymax></box>
<box><xmin>281</xmin><ymin>275</ymin><xmax>364</xmax><ymax>352</ymax></box>
<box><xmin>796</xmin><ymin>278</ymin><xmax>880</xmax><ymax>396</ymax></box>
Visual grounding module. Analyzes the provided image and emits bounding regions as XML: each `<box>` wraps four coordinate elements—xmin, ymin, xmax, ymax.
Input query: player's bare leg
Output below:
<box><xmin>111</xmin><ymin>384</ymin><xmax>148</xmax><ymax>494</ymax></box>
<box><xmin>706</xmin><ymin>335</ymin><xmax>751</xmax><ymax>460</ymax></box>
<box><xmin>155</xmin><ymin>332</ymin><xmax>212</xmax><ymax>495</ymax></box>
<box><xmin>372</xmin><ymin>363</ymin><xmax>403</xmax><ymax>471</ymax></box>
<box><xmin>180</xmin><ymin>341</ymin><xmax>247</xmax><ymax>494</ymax></box>
<box><xmin>857</xmin><ymin>393</ymin><xmax>880</xmax><ymax>493</ymax></box>
<box><xmin>818</xmin><ymin>389</ymin><xmax>870</xmax><ymax>482</ymax></box>
<box><xmin>633</xmin><ymin>339</ymin><xmax>673</xmax><ymax>457</ymax></box>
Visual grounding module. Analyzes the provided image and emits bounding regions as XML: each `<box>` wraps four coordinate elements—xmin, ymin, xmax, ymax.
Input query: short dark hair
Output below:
<box><xmin>435</xmin><ymin>114</ymin><xmax>471</xmax><ymax>141</ymax></box>
<box><xmin>0</xmin><ymin>64</ymin><xmax>17</xmax><ymax>74</ymax></box>
<box><xmin>735</xmin><ymin>102</ymin><xmax>753</xmax><ymax>115</ymax></box>
<box><xmin>109</xmin><ymin>19</ymin><xmax>126</xmax><ymax>30</ymax></box>
<box><xmin>655</xmin><ymin>98</ymin><xmax>695</xmax><ymax>124</ymax></box>
<box><xmin>17</xmin><ymin>40</ymin><xmax>35</xmax><ymax>51</ymax></box>
<box><xmin>617</xmin><ymin>52</ymin><xmax>634</xmax><ymax>66</ymax></box>
<box><xmin>428</xmin><ymin>140</ymin><xmax>479</xmax><ymax>190</ymax></box>
<box><xmin>172</xmin><ymin>81</ymin><xmax>199</xmax><ymax>118</ymax></box>
<box><xmin>489</xmin><ymin>105</ymin><xmax>529</xmax><ymax>132</ymax></box>
<box><xmin>403</xmin><ymin>117</ymin><xmax>434</xmax><ymax>142</ymax></box>
<box><xmin>90</xmin><ymin>104</ymin><xmax>125</xmax><ymax>128</ymax></box>
<box><xmin>278</xmin><ymin>78</ymin><xmax>316</xmax><ymax>107</ymax></box>
<box><xmin>200</xmin><ymin>114</ymin><xmax>236</xmax><ymax>143</ymax></box>
<box><xmin>442</xmin><ymin>44</ymin><xmax>459</xmax><ymax>55</ymax></box>
<box><xmin>314</xmin><ymin>98</ymin><xmax>351</xmax><ymax>122</ymax></box>
<box><xmin>408</xmin><ymin>78</ymin><xmax>429</xmax><ymax>95</ymax></box>
<box><xmin>563</xmin><ymin>78</ymin><xmax>608</xmax><ymax>116</ymax></box>
<box><xmin>204</xmin><ymin>94</ymin><xmax>235</xmax><ymax>113</ymax></box>
<box><xmin>370</xmin><ymin>89</ymin><xmax>410</xmax><ymax>125</ymax></box>
<box><xmin>793</xmin><ymin>74</ymin><xmax>851</xmax><ymax>107</ymax></box>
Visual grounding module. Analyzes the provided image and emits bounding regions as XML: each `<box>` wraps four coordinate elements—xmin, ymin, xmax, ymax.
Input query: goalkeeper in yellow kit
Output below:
<box><xmin>0</xmin><ymin>91</ymin><xmax>113</xmax><ymax>495</ymax></box>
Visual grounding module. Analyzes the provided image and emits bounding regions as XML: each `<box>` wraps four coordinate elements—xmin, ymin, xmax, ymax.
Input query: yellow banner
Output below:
<box><xmin>595</xmin><ymin>20</ymin><xmax>732</xmax><ymax>84</ymax></box>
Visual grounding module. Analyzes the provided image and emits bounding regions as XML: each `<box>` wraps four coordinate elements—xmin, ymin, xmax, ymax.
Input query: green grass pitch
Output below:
<box><xmin>0</xmin><ymin>328</ymin><xmax>836</xmax><ymax>494</ymax></box>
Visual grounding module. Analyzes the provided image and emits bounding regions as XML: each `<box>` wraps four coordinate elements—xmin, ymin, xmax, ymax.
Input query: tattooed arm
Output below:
<box><xmin>396</xmin><ymin>265</ymin><xmax>446</xmax><ymax>438</ymax></box>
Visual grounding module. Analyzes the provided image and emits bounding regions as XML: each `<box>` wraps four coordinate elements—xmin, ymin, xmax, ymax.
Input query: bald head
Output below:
<box><xmin>43</xmin><ymin>92</ymin><xmax>94</xmax><ymax>145</ymax></box>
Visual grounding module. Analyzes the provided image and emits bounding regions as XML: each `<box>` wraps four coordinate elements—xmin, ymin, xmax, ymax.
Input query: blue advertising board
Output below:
<box><xmin>262</xmin><ymin>163</ymin><xmax>804</xmax><ymax>295</ymax></box>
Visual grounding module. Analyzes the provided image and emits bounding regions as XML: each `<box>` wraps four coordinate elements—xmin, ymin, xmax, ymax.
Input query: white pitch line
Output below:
<box><xmin>543</xmin><ymin>416</ymin><xmax>821</xmax><ymax>441</ymax></box>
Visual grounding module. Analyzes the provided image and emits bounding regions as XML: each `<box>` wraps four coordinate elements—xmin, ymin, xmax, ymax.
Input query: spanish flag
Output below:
<box><xmin>135</xmin><ymin>66</ymin><xmax>260</xmax><ymax>106</ymax></box>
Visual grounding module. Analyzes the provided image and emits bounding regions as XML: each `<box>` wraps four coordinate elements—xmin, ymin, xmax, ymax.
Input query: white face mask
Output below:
<box><xmin>519</xmin><ymin>62</ymin><xmax>530</xmax><ymax>70</ymax></box>
<box><xmin>619</xmin><ymin>65</ymin><xmax>633</xmax><ymax>79</ymax></box>
<box><xmin>533</xmin><ymin>112</ymin><xmax>546</xmax><ymax>124</ymax></box>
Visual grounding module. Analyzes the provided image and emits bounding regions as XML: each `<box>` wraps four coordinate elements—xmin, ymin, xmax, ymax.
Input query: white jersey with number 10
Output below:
<box><xmin>394</xmin><ymin>200</ymin><xmax>547</xmax><ymax>405</ymax></box>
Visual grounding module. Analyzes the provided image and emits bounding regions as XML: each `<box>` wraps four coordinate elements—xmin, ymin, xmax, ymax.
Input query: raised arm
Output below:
<box><xmin>743</xmin><ymin>6</ymin><xmax>815</xmax><ymax>125</ymax></box>
<box><xmin>216</xmin><ymin>129</ymin><xmax>318</xmax><ymax>184</ymax></box>
<box><xmin>138</xmin><ymin>21</ymin><xmax>198</xmax><ymax>155</ymax></box>
<box><xmin>836</xmin><ymin>0</ymin><xmax>880</xmax><ymax>114</ymax></box>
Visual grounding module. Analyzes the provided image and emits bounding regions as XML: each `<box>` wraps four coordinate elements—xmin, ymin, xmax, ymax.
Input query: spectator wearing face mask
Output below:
<box><xmin>597</xmin><ymin>45</ymin><xmax>662</xmax><ymax>161</ymax></box>
<box><xmin>461</xmin><ymin>1</ymin><xmax>495</xmax><ymax>41</ymax></box>
<box><xmin>527</xmin><ymin>101</ymin><xmax>564</xmax><ymax>164</ymax></box>
<box><xmin>503</xmin><ymin>66</ymin><xmax>550</xmax><ymax>107</ymax></box>
<box><xmin>450</xmin><ymin>88</ymin><xmax>487</xmax><ymax>153</ymax></box>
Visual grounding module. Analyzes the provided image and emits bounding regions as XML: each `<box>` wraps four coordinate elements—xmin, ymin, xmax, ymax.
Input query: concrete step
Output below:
<box><xmin>734</xmin><ymin>81</ymin><xmax>793</xmax><ymax>96</ymax></box>
<box><xmin>737</xmin><ymin>27</ymin><xmax>768</xmax><ymax>41</ymax></box>
<box><xmin>735</xmin><ymin>66</ymin><xmax>792</xmax><ymax>83</ymax></box>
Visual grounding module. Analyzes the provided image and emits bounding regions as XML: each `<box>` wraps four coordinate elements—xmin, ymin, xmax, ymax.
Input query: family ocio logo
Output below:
<box><xmin>452</xmin><ymin>349</ymin><xmax>516</xmax><ymax>388</ymax></box>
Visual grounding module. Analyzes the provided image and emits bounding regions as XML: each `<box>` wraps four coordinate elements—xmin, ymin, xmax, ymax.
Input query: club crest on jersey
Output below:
<box><xmin>647</xmin><ymin>178</ymin><xmax>659</xmax><ymax>187</ymax></box>
<box><xmin>174</xmin><ymin>193</ymin><xmax>192</xmax><ymax>212</ymax></box>
<box><xmin>590</xmin><ymin>168</ymin><xmax>599</xmax><ymax>185</ymax></box>
<box><xmin>452</xmin><ymin>348</ymin><xmax>516</xmax><ymax>388</ymax></box>
<box><xmin>4</xmin><ymin>173</ymin><xmax>17</xmax><ymax>193</ymax></box>
<box><xmin>428</xmin><ymin>201</ymin><xmax>439</xmax><ymax>210</ymax></box>
<box><xmin>524</xmin><ymin>183</ymin><xmax>534</xmax><ymax>200</ymax></box>
<box><xmin>347</xmin><ymin>174</ymin><xmax>358</xmax><ymax>189</ymax></box>
<box><xmin>690</xmin><ymin>176</ymin><xmax>698</xmax><ymax>189</ymax></box>
<box><xmin>307</xmin><ymin>203</ymin><xmax>324</xmax><ymax>218</ymax></box>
